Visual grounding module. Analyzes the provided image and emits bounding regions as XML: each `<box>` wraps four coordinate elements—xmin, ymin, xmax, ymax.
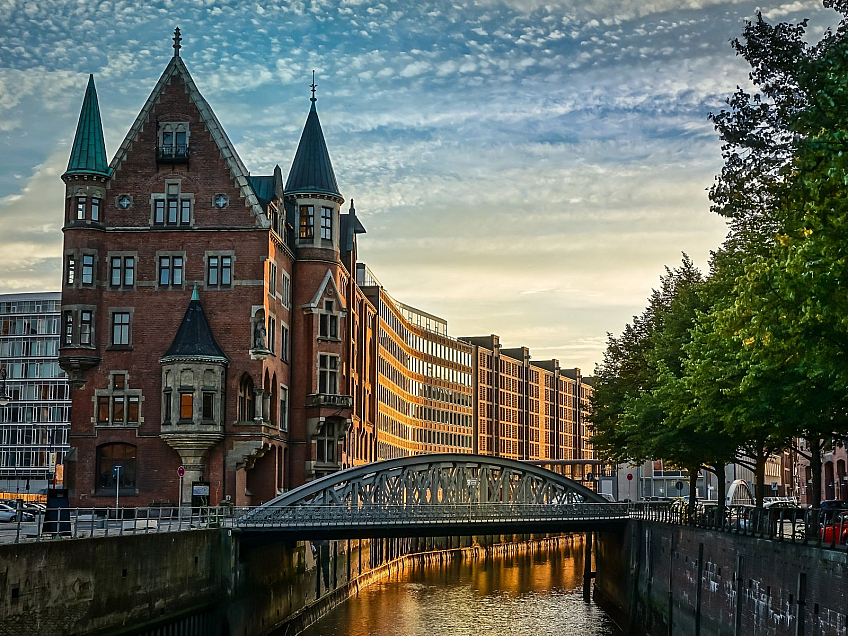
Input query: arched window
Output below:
<box><xmin>238</xmin><ymin>374</ymin><xmax>254</xmax><ymax>422</ymax></box>
<box><xmin>97</xmin><ymin>443</ymin><xmax>136</xmax><ymax>491</ymax></box>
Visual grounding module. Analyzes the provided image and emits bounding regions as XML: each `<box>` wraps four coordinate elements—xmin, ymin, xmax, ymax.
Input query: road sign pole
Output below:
<box><xmin>115</xmin><ymin>465</ymin><xmax>122</xmax><ymax>515</ymax></box>
<box><xmin>177</xmin><ymin>466</ymin><xmax>186</xmax><ymax>523</ymax></box>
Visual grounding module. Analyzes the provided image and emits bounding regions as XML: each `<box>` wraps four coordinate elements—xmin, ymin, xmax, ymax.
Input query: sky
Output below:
<box><xmin>0</xmin><ymin>0</ymin><xmax>840</xmax><ymax>372</ymax></box>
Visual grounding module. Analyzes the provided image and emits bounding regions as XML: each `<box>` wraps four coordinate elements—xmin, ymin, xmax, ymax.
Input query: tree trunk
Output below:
<box><xmin>754</xmin><ymin>449</ymin><xmax>766</xmax><ymax>509</ymax></box>
<box><xmin>807</xmin><ymin>436</ymin><xmax>823</xmax><ymax>510</ymax></box>
<box><xmin>715</xmin><ymin>463</ymin><xmax>726</xmax><ymax>523</ymax></box>
<box><xmin>688</xmin><ymin>467</ymin><xmax>698</xmax><ymax>520</ymax></box>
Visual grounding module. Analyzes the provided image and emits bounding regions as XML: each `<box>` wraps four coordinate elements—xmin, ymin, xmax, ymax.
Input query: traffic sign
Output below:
<box><xmin>177</xmin><ymin>466</ymin><xmax>185</xmax><ymax>478</ymax></box>
<box><xmin>675</xmin><ymin>480</ymin><xmax>684</xmax><ymax>491</ymax></box>
<box><xmin>627</xmin><ymin>473</ymin><xmax>633</xmax><ymax>481</ymax></box>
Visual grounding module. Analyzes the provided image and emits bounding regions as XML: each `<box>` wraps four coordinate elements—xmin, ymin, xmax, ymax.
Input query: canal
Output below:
<box><xmin>290</xmin><ymin>539</ymin><xmax>623</xmax><ymax>636</ymax></box>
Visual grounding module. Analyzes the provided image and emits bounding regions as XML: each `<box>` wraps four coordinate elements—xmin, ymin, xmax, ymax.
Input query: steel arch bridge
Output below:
<box><xmin>236</xmin><ymin>454</ymin><xmax>626</xmax><ymax>539</ymax></box>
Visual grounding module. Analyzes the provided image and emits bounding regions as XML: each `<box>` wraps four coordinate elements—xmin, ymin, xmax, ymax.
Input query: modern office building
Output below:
<box><xmin>0</xmin><ymin>292</ymin><xmax>70</xmax><ymax>494</ymax></box>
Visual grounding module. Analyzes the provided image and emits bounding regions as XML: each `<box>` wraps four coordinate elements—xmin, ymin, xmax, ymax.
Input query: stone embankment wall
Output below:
<box><xmin>595</xmin><ymin>520</ymin><xmax>848</xmax><ymax>636</ymax></box>
<box><xmin>0</xmin><ymin>531</ymin><xmax>551</xmax><ymax>636</ymax></box>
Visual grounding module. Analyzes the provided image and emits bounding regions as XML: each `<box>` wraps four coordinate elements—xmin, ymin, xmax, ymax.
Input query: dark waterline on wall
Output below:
<box><xmin>288</xmin><ymin>539</ymin><xmax>623</xmax><ymax>636</ymax></box>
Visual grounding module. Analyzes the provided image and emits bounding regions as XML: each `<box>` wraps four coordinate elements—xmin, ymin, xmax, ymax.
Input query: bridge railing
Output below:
<box><xmin>0</xmin><ymin>502</ymin><xmax>630</xmax><ymax>544</ymax></box>
<box><xmin>235</xmin><ymin>502</ymin><xmax>631</xmax><ymax>528</ymax></box>
<box><xmin>631</xmin><ymin>501</ymin><xmax>848</xmax><ymax>551</ymax></box>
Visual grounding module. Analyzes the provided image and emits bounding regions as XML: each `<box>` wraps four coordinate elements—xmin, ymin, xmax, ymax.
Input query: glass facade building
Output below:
<box><xmin>0</xmin><ymin>292</ymin><xmax>70</xmax><ymax>494</ymax></box>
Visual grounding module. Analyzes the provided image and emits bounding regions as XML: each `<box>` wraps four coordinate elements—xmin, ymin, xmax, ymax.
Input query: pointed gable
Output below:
<box><xmin>64</xmin><ymin>75</ymin><xmax>110</xmax><ymax>178</ymax></box>
<box><xmin>285</xmin><ymin>102</ymin><xmax>341</xmax><ymax>197</ymax></box>
<box><xmin>161</xmin><ymin>286</ymin><xmax>228</xmax><ymax>362</ymax></box>
<box><xmin>307</xmin><ymin>269</ymin><xmax>347</xmax><ymax>312</ymax></box>
<box><xmin>108</xmin><ymin>55</ymin><xmax>268</xmax><ymax>226</ymax></box>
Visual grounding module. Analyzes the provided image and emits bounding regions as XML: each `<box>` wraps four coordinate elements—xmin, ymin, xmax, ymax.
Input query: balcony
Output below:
<box><xmin>306</xmin><ymin>393</ymin><xmax>353</xmax><ymax>409</ymax></box>
<box><xmin>156</xmin><ymin>144</ymin><xmax>189</xmax><ymax>164</ymax></box>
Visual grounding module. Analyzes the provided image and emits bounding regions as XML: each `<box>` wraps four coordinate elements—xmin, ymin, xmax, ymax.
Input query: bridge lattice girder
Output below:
<box><xmin>257</xmin><ymin>453</ymin><xmax>605</xmax><ymax>510</ymax></box>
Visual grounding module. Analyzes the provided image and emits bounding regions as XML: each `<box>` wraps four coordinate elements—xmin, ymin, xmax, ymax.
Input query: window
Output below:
<box><xmin>114</xmin><ymin>373</ymin><xmax>126</xmax><ymax>390</ymax></box>
<box><xmin>152</xmin><ymin>181</ymin><xmax>191</xmax><ymax>227</ymax></box>
<box><xmin>279</xmin><ymin>386</ymin><xmax>289</xmax><ymax>432</ymax></box>
<box><xmin>163</xmin><ymin>390</ymin><xmax>172</xmax><ymax>423</ymax></box>
<box><xmin>158</xmin><ymin>255</ymin><xmax>184</xmax><ymax>287</ymax></box>
<box><xmin>181</xmin><ymin>199</ymin><xmax>191</xmax><ymax>224</ymax></box>
<box><xmin>97</xmin><ymin>396</ymin><xmax>109</xmax><ymax>423</ymax></box>
<box><xmin>81</xmin><ymin>254</ymin><xmax>94</xmax><ymax>285</ymax></box>
<box><xmin>319</xmin><ymin>301</ymin><xmax>338</xmax><ymax>339</ymax></box>
<box><xmin>155</xmin><ymin>200</ymin><xmax>165</xmax><ymax>224</ymax></box>
<box><xmin>96</xmin><ymin>443</ymin><xmax>136</xmax><ymax>491</ymax></box>
<box><xmin>281</xmin><ymin>325</ymin><xmax>289</xmax><ymax>362</ymax></box>
<box><xmin>91</xmin><ymin>198</ymin><xmax>100</xmax><ymax>222</ymax></box>
<box><xmin>319</xmin><ymin>354</ymin><xmax>338</xmax><ymax>394</ymax></box>
<box><xmin>269</xmin><ymin>261</ymin><xmax>277</xmax><ymax>296</ymax></box>
<box><xmin>316</xmin><ymin>421</ymin><xmax>336</xmax><ymax>463</ymax></box>
<box><xmin>65</xmin><ymin>256</ymin><xmax>76</xmax><ymax>285</ymax></box>
<box><xmin>299</xmin><ymin>205</ymin><xmax>314</xmax><ymax>239</ymax></box>
<box><xmin>127</xmin><ymin>396</ymin><xmax>140</xmax><ymax>423</ymax></box>
<box><xmin>63</xmin><ymin>312</ymin><xmax>73</xmax><ymax>345</ymax></box>
<box><xmin>76</xmin><ymin>197</ymin><xmax>86</xmax><ymax>220</ymax></box>
<box><xmin>111</xmin><ymin>312</ymin><xmax>130</xmax><ymax>346</ymax></box>
<box><xmin>79</xmin><ymin>310</ymin><xmax>92</xmax><ymax>345</ymax></box>
<box><xmin>202</xmin><ymin>392</ymin><xmax>215</xmax><ymax>420</ymax></box>
<box><xmin>282</xmin><ymin>272</ymin><xmax>291</xmax><ymax>308</ymax></box>
<box><xmin>320</xmin><ymin>206</ymin><xmax>333</xmax><ymax>240</ymax></box>
<box><xmin>268</xmin><ymin>316</ymin><xmax>276</xmax><ymax>354</ymax></box>
<box><xmin>113</xmin><ymin>396</ymin><xmax>125</xmax><ymax>422</ymax></box>
<box><xmin>238</xmin><ymin>375</ymin><xmax>254</xmax><ymax>421</ymax></box>
<box><xmin>207</xmin><ymin>255</ymin><xmax>233</xmax><ymax>288</ymax></box>
<box><xmin>180</xmin><ymin>393</ymin><xmax>193</xmax><ymax>420</ymax></box>
<box><xmin>110</xmin><ymin>256</ymin><xmax>134</xmax><ymax>288</ymax></box>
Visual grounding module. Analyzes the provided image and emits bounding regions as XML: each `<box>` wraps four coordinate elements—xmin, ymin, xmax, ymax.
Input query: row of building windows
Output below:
<box><xmin>65</xmin><ymin>252</ymin><xmax>238</xmax><ymax>290</ymax></box>
<box><xmin>0</xmin><ymin>337</ymin><xmax>59</xmax><ymax>357</ymax></box>
<box><xmin>2</xmin><ymin>381</ymin><xmax>69</xmax><ymax>402</ymax></box>
<box><xmin>2</xmin><ymin>405</ymin><xmax>69</xmax><ymax>424</ymax></box>
<box><xmin>2</xmin><ymin>361</ymin><xmax>63</xmax><ymax>379</ymax></box>
<box><xmin>0</xmin><ymin>426</ymin><xmax>68</xmax><ymax>446</ymax></box>
<box><xmin>0</xmin><ymin>300</ymin><xmax>60</xmax><ymax>315</ymax></box>
<box><xmin>0</xmin><ymin>316</ymin><xmax>60</xmax><ymax>336</ymax></box>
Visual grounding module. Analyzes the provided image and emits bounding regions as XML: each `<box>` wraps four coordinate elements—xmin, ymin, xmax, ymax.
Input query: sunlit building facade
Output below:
<box><xmin>0</xmin><ymin>292</ymin><xmax>70</xmax><ymax>494</ymax></box>
<box><xmin>358</xmin><ymin>268</ymin><xmax>473</xmax><ymax>460</ymax></box>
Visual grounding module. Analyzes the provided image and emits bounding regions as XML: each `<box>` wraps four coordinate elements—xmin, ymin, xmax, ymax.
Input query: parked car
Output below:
<box><xmin>820</xmin><ymin>500</ymin><xmax>848</xmax><ymax>511</ymax></box>
<box><xmin>821</xmin><ymin>511</ymin><xmax>848</xmax><ymax>545</ymax></box>
<box><xmin>0</xmin><ymin>503</ymin><xmax>34</xmax><ymax>522</ymax></box>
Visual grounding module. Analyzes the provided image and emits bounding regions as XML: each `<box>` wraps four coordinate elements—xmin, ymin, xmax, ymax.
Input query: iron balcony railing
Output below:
<box><xmin>306</xmin><ymin>393</ymin><xmax>353</xmax><ymax>409</ymax></box>
<box><xmin>155</xmin><ymin>144</ymin><xmax>189</xmax><ymax>163</ymax></box>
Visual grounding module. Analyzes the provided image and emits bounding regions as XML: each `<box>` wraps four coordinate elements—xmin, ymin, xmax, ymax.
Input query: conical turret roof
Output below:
<box><xmin>64</xmin><ymin>75</ymin><xmax>110</xmax><ymax>178</ymax></box>
<box><xmin>161</xmin><ymin>285</ymin><xmax>228</xmax><ymax>362</ymax></box>
<box><xmin>285</xmin><ymin>100</ymin><xmax>341</xmax><ymax>198</ymax></box>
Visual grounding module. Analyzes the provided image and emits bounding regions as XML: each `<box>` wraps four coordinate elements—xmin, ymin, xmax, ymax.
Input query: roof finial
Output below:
<box><xmin>310</xmin><ymin>70</ymin><xmax>317</xmax><ymax>105</ymax></box>
<box><xmin>191</xmin><ymin>281</ymin><xmax>199</xmax><ymax>301</ymax></box>
<box><xmin>349</xmin><ymin>198</ymin><xmax>355</xmax><ymax>213</ymax></box>
<box><xmin>173</xmin><ymin>27</ymin><xmax>182</xmax><ymax>57</ymax></box>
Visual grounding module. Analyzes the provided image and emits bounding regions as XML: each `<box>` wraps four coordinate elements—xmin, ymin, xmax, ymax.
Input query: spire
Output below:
<box><xmin>161</xmin><ymin>289</ymin><xmax>228</xmax><ymax>362</ymax></box>
<box><xmin>64</xmin><ymin>74</ymin><xmax>110</xmax><ymax>179</ymax></box>
<box><xmin>285</xmin><ymin>74</ymin><xmax>341</xmax><ymax>198</ymax></box>
<box><xmin>310</xmin><ymin>70</ymin><xmax>317</xmax><ymax>111</ymax></box>
<box><xmin>173</xmin><ymin>27</ymin><xmax>182</xmax><ymax>57</ymax></box>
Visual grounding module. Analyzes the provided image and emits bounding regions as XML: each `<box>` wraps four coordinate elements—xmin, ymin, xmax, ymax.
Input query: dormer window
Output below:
<box><xmin>152</xmin><ymin>180</ymin><xmax>193</xmax><ymax>227</ymax></box>
<box><xmin>156</xmin><ymin>122</ymin><xmax>190</xmax><ymax>163</ymax></box>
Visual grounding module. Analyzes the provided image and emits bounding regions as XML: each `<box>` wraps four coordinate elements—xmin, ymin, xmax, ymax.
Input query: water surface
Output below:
<box><xmin>294</xmin><ymin>540</ymin><xmax>623</xmax><ymax>636</ymax></box>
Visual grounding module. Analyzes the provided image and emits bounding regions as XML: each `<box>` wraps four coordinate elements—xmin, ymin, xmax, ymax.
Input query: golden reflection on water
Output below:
<box><xmin>295</xmin><ymin>539</ymin><xmax>622</xmax><ymax>636</ymax></box>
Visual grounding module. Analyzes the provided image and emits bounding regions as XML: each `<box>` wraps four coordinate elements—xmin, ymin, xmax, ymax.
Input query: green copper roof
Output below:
<box><xmin>285</xmin><ymin>101</ymin><xmax>341</xmax><ymax>197</ymax></box>
<box><xmin>64</xmin><ymin>75</ymin><xmax>110</xmax><ymax>178</ymax></box>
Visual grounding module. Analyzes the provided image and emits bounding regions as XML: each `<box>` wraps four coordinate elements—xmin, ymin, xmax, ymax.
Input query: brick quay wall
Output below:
<box><xmin>595</xmin><ymin>520</ymin><xmax>848</xmax><ymax>636</ymax></box>
<box><xmin>0</xmin><ymin>530</ymin><xmax>567</xmax><ymax>636</ymax></box>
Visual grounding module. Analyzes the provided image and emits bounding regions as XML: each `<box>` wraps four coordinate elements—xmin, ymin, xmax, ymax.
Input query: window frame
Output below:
<box><xmin>299</xmin><ymin>205</ymin><xmax>314</xmax><ymax>239</ymax></box>
<box><xmin>320</xmin><ymin>206</ymin><xmax>333</xmax><ymax>240</ymax></box>
<box><xmin>110</xmin><ymin>310</ymin><xmax>131</xmax><ymax>347</ymax></box>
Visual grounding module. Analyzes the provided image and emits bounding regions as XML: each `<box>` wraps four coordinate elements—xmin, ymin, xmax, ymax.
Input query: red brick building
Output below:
<box><xmin>59</xmin><ymin>33</ymin><xmax>596</xmax><ymax>507</ymax></box>
<box><xmin>59</xmin><ymin>34</ymin><xmax>375</xmax><ymax>507</ymax></box>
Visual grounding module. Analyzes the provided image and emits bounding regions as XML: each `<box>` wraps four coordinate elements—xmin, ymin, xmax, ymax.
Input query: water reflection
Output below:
<box><xmin>294</xmin><ymin>539</ymin><xmax>622</xmax><ymax>636</ymax></box>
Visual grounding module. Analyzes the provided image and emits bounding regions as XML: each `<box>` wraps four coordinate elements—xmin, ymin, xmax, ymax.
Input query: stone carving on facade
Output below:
<box><xmin>250</xmin><ymin>306</ymin><xmax>270</xmax><ymax>359</ymax></box>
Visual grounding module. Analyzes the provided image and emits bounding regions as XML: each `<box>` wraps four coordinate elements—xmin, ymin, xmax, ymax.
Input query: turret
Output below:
<box><xmin>62</xmin><ymin>74</ymin><xmax>110</xmax><ymax>228</ymax></box>
<box><xmin>285</xmin><ymin>73</ymin><xmax>343</xmax><ymax>255</ymax></box>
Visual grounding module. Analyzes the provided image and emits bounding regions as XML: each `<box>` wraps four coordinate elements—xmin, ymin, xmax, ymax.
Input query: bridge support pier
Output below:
<box><xmin>583</xmin><ymin>531</ymin><xmax>594</xmax><ymax>600</ymax></box>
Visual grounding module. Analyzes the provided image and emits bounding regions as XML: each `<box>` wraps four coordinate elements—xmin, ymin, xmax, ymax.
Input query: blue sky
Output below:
<box><xmin>0</xmin><ymin>0</ymin><xmax>839</xmax><ymax>371</ymax></box>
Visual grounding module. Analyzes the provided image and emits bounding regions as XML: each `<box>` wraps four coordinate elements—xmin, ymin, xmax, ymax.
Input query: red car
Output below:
<box><xmin>821</xmin><ymin>511</ymin><xmax>848</xmax><ymax>544</ymax></box>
